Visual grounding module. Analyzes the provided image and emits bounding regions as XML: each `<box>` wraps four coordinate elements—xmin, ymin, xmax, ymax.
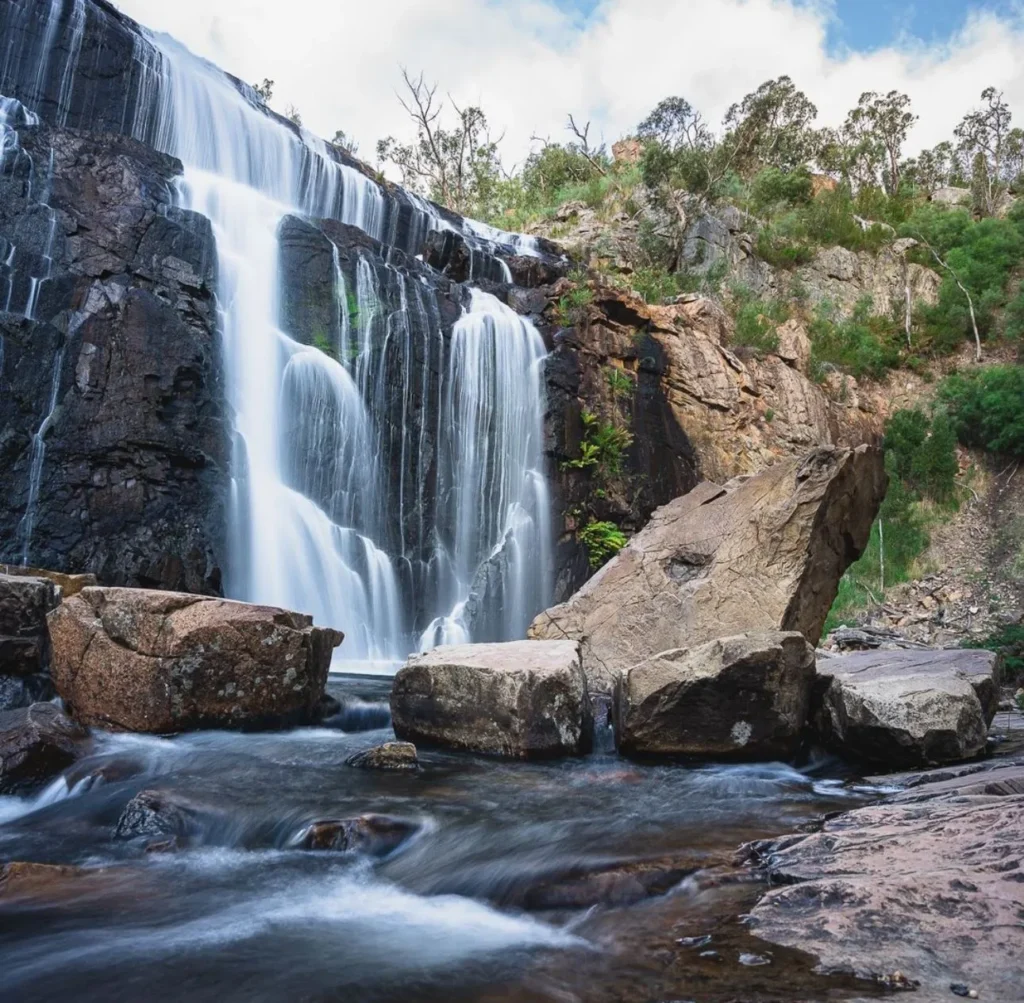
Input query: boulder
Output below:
<box><xmin>531</xmin><ymin>447</ymin><xmax>886</xmax><ymax>692</ymax></box>
<box><xmin>48</xmin><ymin>587</ymin><xmax>343</xmax><ymax>733</ymax></box>
<box><xmin>0</xmin><ymin>573</ymin><xmax>61</xmax><ymax>710</ymax></box>
<box><xmin>346</xmin><ymin>742</ymin><xmax>419</xmax><ymax>771</ymax></box>
<box><xmin>613</xmin><ymin>632</ymin><xmax>816</xmax><ymax>760</ymax></box>
<box><xmin>745</xmin><ymin>761</ymin><xmax>1024</xmax><ymax>999</ymax></box>
<box><xmin>814</xmin><ymin>648</ymin><xmax>1000</xmax><ymax>767</ymax></box>
<box><xmin>0</xmin><ymin>703</ymin><xmax>89</xmax><ymax>793</ymax></box>
<box><xmin>114</xmin><ymin>789</ymin><xmax>204</xmax><ymax>844</ymax></box>
<box><xmin>295</xmin><ymin>814</ymin><xmax>419</xmax><ymax>856</ymax></box>
<box><xmin>390</xmin><ymin>640</ymin><xmax>591</xmax><ymax>759</ymax></box>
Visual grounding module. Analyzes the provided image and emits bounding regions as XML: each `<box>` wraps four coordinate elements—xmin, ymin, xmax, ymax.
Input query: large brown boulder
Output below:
<box><xmin>530</xmin><ymin>447</ymin><xmax>886</xmax><ymax>692</ymax></box>
<box><xmin>0</xmin><ymin>703</ymin><xmax>89</xmax><ymax>793</ymax></box>
<box><xmin>813</xmin><ymin>648</ymin><xmax>1001</xmax><ymax>767</ymax></box>
<box><xmin>0</xmin><ymin>573</ymin><xmax>62</xmax><ymax>710</ymax></box>
<box><xmin>48</xmin><ymin>588</ymin><xmax>343</xmax><ymax>733</ymax></box>
<box><xmin>391</xmin><ymin>641</ymin><xmax>591</xmax><ymax>759</ymax></box>
<box><xmin>613</xmin><ymin>632</ymin><xmax>816</xmax><ymax>760</ymax></box>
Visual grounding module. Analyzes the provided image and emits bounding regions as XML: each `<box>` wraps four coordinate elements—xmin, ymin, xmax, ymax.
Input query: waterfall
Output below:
<box><xmin>0</xmin><ymin>0</ymin><xmax>554</xmax><ymax>663</ymax></box>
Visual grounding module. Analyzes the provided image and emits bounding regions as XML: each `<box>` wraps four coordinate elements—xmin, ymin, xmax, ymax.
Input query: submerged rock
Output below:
<box><xmin>390</xmin><ymin>640</ymin><xmax>591</xmax><ymax>759</ymax></box>
<box><xmin>814</xmin><ymin>648</ymin><xmax>1000</xmax><ymax>766</ymax></box>
<box><xmin>613</xmin><ymin>632</ymin><xmax>816</xmax><ymax>760</ymax></box>
<box><xmin>530</xmin><ymin>447</ymin><xmax>886</xmax><ymax>692</ymax></box>
<box><xmin>0</xmin><ymin>702</ymin><xmax>89</xmax><ymax>794</ymax></box>
<box><xmin>0</xmin><ymin>574</ymin><xmax>62</xmax><ymax>710</ymax></box>
<box><xmin>48</xmin><ymin>587</ymin><xmax>343</xmax><ymax>733</ymax></box>
<box><xmin>296</xmin><ymin>814</ymin><xmax>419</xmax><ymax>857</ymax></box>
<box><xmin>346</xmin><ymin>742</ymin><xmax>419</xmax><ymax>771</ymax></box>
<box><xmin>745</xmin><ymin>760</ymin><xmax>1024</xmax><ymax>999</ymax></box>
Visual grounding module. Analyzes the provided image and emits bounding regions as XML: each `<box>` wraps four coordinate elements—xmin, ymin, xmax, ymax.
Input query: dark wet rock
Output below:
<box><xmin>114</xmin><ymin>789</ymin><xmax>203</xmax><ymax>843</ymax></box>
<box><xmin>0</xmin><ymin>114</ymin><xmax>229</xmax><ymax>592</ymax></box>
<box><xmin>745</xmin><ymin>760</ymin><xmax>1024</xmax><ymax>1000</ymax></box>
<box><xmin>0</xmin><ymin>702</ymin><xmax>89</xmax><ymax>793</ymax></box>
<box><xmin>346</xmin><ymin>742</ymin><xmax>419</xmax><ymax>771</ymax></box>
<box><xmin>49</xmin><ymin>587</ymin><xmax>342</xmax><ymax>733</ymax></box>
<box><xmin>391</xmin><ymin>640</ymin><xmax>591</xmax><ymax>759</ymax></box>
<box><xmin>813</xmin><ymin>648</ymin><xmax>1001</xmax><ymax>767</ymax></box>
<box><xmin>532</xmin><ymin>446</ymin><xmax>887</xmax><ymax>692</ymax></box>
<box><xmin>514</xmin><ymin>859</ymin><xmax>698</xmax><ymax>910</ymax></box>
<box><xmin>296</xmin><ymin>814</ymin><xmax>419</xmax><ymax>857</ymax></box>
<box><xmin>613</xmin><ymin>632</ymin><xmax>816</xmax><ymax>761</ymax></box>
<box><xmin>0</xmin><ymin>574</ymin><xmax>61</xmax><ymax>710</ymax></box>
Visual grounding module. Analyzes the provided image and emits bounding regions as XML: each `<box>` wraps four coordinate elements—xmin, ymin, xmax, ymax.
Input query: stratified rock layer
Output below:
<box><xmin>391</xmin><ymin>640</ymin><xmax>591</xmax><ymax>759</ymax></box>
<box><xmin>531</xmin><ymin>447</ymin><xmax>886</xmax><ymax>691</ymax></box>
<box><xmin>814</xmin><ymin>648</ymin><xmax>1001</xmax><ymax>766</ymax></box>
<box><xmin>613</xmin><ymin>632</ymin><xmax>816</xmax><ymax>760</ymax></box>
<box><xmin>746</xmin><ymin>760</ymin><xmax>1024</xmax><ymax>1000</ymax></box>
<box><xmin>48</xmin><ymin>587</ymin><xmax>342</xmax><ymax>733</ymax></box>
<box><xmin>0</xmin><ymin>573</ymin><xmax>62</xmax><ymax>709</ymax></box>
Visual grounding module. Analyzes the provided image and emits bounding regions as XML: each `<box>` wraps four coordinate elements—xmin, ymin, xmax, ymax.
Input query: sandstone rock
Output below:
<box><xmin>745</xmin><ymin>761</ymin><xmax>1024</xmax><ymax>1000</ymax></box>
<box><xmin>48</xmin><ymin>587</ymin><xmax>343</xmax><ymax>733</ymax></box>
<box><xmin>814</xmin><ymin>648</ymin><xmax>1000</xmax><ymax>767</ymax></box>
<box><xmin>772</xmin><ymin>318</ymin><xmax>811</xmax><ymax>373</ymax></box>
<box><xmin>1</xmin><ymin>566</ymin><xmax>97</xmax><ymax>597</ymax></box>
<box><xmin>391</xmin><ymin>640</ymin><xmax>591</xmax><ymax>758</ymax></box>
<box><xmin>296</xmin><ymin>814</ymin><xmax>419</xmax><ymax>856</ymax></box>
<box><xmin>346</xmin><ymin>742</ymin><xmax>419</xmax><ymax>771</ymax></box>
<box><xmin>530</xmin><ymin>447</ymin><xmax>886</xmax><ymax>692</ymax></box>
<box><xmin>613</xmin><ymin>632</ymin><xmax>816</xmax><ymax>760</ymax></box>
<box><xmin>0</xmin><ymin>702</ymin><xmax>89</xmax><ymax>793</ymax></box>
<box><xmin>0</xmin><ymin>573</ymin><xmax>61</xmax><ymax>710</ymax></box>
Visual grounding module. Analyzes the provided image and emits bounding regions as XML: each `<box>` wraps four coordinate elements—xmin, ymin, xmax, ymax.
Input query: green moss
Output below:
<box><xmin>578</xmin><ymin>519</ymin><xmax>628</xmax><ymax>569</ymax></box>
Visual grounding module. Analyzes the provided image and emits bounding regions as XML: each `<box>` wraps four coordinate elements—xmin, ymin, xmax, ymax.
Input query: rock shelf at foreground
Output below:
<box><xmin>530</xmin><ymin>446</ymin><xmax>887</xmax><ymax>693</ymax></box>
<box><xmin>745</xmin><ymin>758</ymin><xmax>1024</xmax><ymax>1000</ymax></box>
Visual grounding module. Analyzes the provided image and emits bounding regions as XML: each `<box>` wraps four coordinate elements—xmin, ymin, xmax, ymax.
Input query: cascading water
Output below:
<box><xmin>0</xmin><ymin>1</ymin><xmax>554</xmax><ymax>663</ymax></box>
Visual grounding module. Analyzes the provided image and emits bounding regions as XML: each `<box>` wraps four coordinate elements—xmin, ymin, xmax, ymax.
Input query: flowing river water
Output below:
<box><xmin>0</xmin><ymin>678</ymin><xmax>891</xmax><ymax>1003</ymax></box>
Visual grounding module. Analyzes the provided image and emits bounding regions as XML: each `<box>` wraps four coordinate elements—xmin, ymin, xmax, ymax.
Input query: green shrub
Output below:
<box><xmin>755</xmin><ymin>230</ymin><xmax>815</xmax><ymax>269</ymax></box>
<box><xmin>631</xmin><ymin>265</ymin><xmax>680</xmax><ymax>304</ymax></box>
<box><xmin>605</xmin><ymin>366</ymin><xmax>635</xmax><ymax>399</ymax></box>
<box><xmin>883</xmin><ymin>408</ymin><xmax>959</xmax><ymax>502</ymax></box>
<box><xmin>963</xmin><ymin>625</ymin><xmax>1024</xmax><ymax>683</ymax></box>
<box><xmin>563</xmin><ymin>409</ymin><xmax>634</xmax><ymax>477</ymax></box>
<box><xmin>748</xmin><ymin>166</ymin><xmax>813</xmax><ymax>215</ymax></box>
<box><xmin>809</xmin><ymin>297</ymin><xmax>901</xmax><ymax>380</ymax></box>
<box><xmin>554</xmin><ymin>285</ymin><xmax>594</xmax><ymax>326</ymax></box>
<box><xmin>730</xmin><ymin>286</ymin><xmax>788</xmax><ymax>353</ymax></box>
<box><xmin>578</xmin><ymin>519</ymin><xmax>628</xmax><ymax>569</ymax></box>
<box><xmin>936</xmin><ymin>365</ymin><xmax>1024</xmax><ymax>457</ymax></box>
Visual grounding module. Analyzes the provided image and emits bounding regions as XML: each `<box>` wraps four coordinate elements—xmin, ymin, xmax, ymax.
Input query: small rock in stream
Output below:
<box><xmin>345</xmin><ymin>742</ymin><xmax>419</xmax><ymax>771</ymax></box>
<box><xmin>296</xmin><ymin>814</ymin><xmax>418</xmax><ymax>857</ymax></box>
<box><xmin>738</xmin><ymin>953</ymin><xmax>771</xmax><ymax>966</ymax></box>
<box><xmin>0</xmin><ymin>703</ymin><xmax>89</xmax><ymax>793</ymax></box>
<box><xmin>676</xmin><ymin>935</ymin><xmax>712</xmax><ymax>948</ymax></box>
<box><xmin>114</xmin><ymin>789</ymin><xmax>203</xmax><ymax>844</ymax></box>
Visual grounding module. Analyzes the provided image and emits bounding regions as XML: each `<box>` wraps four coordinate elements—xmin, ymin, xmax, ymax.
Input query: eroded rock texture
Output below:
<box><xmin>613</xmin><ymin>632</ymin><xmax>816</xmax><ymax>760</ymax></box>
<box><xmin>746</xmin><ymin>760</ymin><xmax>1024</xmax><ymax>1000</ymax></box>
<box><xmin>391</xmin><ymin>640</ymin><xmax>591</xmax><ymax>758</ymax></box>
<box><xmin>48</xmin><ymin>587</ymin><xmax>342</xmax><ymax>732</ymax></box>
<box><xmin>0</xmin><ymin>573</ymin><xmax>61</xmax><ymax>709</ymax></box>
<box><xmin>531</xmin><ymin>446</ymin><xmax>887</xmax><ymax>691</ymax></box>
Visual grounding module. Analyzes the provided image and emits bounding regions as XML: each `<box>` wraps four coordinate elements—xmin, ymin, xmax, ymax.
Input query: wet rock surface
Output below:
<box><xmin>746</xmin><ymin>759</ymin><xmax>1024</xmax><ymax>1001</ymax></box>
<box><xmin>296</xmin><ymin>814</ymin><xmax>420</xmax><ymax>856</ymax></box>
<box><xmin>531</xmin><ymin>446</ymin><xmax>887</xmax><ymax>692</ymax></box>
<box><xmin>391</xmin><ymin>640</ymin><xmax>591</xmax><ymax>758</ymax></box>
<box><xmin>814</xmin><ymin>648</ymin><xmax>1000</xmax><ymax>766</ymax></box>
<box><xmin>48</xmin><ymin>587</ymin><xmax>343</xmax><ymax>732</ymax></box>
<box><xmin>114</xmin><ymin>788</ymin><xmax>204</xmax><ymax>844</ymax></box>
<box><xmin>0</xmin><ymin>573</ymin><xmax>61</xmax><ymax>710</ymax></box>
<box><xmin>346</xmin><ymin>742</ymin><xmax>419</xmax><ymax>771</ymax></box>
<box><xmin>613</xmin><ymin>632</ymin><xmax>816</xmax><ymax>761</ymax></box>
<box><xmin>0</xmin><ymin>702</ymin><xmax>89</xmax><ymax>793</ymax></box>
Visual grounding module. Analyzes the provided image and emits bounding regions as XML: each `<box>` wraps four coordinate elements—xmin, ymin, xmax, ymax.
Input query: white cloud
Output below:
<box><xmin>111</xmin><ymin>0</ymin><xmax>1024</xmax><ymax>167</ymax></box>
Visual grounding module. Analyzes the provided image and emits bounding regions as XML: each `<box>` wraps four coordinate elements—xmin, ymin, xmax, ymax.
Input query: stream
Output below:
<box><xmin>0</xmin><ymin>677</ymin><xmax>890</xmax><ymax>1003</ymax></box>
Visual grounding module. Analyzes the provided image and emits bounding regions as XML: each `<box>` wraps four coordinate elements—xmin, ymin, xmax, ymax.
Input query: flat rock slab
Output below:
<box><xmin>390</xmin><ymin>640</ymin><xmax>591</xmax><ymax>759</ymax></box>
<box><xmin>48</xmin><ymin>587</ymin><xmax>343</xmax><ymax>733</ymax></box>
<box><xmin>814</xmin><ymin>648</ymin><xmax>1000</xmax><ymax>767</ymax></box>
<box><xmin>613</xmin><ymin>632</ymin><xmax>815</xmax><ymax>760</ymax></box>
<box><xmin>746</xmin><ymin>762</ymin><xmax>1024</xmax><ymax>1000</ymax></box>
<box><xmin>530</xmin><ymin>447</ymin><xmax>885</xmax><ymax>692</ymax></box>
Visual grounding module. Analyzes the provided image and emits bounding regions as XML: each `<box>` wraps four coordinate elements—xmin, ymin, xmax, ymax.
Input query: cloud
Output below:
<box><xmin>112</xmin><ymin>0</ymin><xmax>1024</xmax><ymax>167</ymax></box>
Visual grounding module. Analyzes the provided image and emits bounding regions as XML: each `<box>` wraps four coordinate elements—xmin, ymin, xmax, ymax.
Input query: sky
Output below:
<box><xmin>110</xmin><ymin>0</ymin><xmax>1024</xmax><ymax>169</ymax></box>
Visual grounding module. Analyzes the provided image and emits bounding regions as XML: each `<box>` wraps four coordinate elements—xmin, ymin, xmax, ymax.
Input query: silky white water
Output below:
<box><xmin>1</xmin><ymin>3</ymin><xmax>553</xmax><ymax>660</ymax></box>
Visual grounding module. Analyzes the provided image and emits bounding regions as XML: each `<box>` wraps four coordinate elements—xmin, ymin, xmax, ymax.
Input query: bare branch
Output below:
<box><xmin>567</xmin><ymin>114</ymin><xmax>607</xmax><ymax>176</ymax></box>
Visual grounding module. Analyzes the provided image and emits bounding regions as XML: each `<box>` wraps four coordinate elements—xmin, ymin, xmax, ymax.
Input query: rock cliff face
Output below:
<box><xmin>0</xmin><ymin>118</ymin><xmax>228</xmax><ymax>592</ymax></box>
